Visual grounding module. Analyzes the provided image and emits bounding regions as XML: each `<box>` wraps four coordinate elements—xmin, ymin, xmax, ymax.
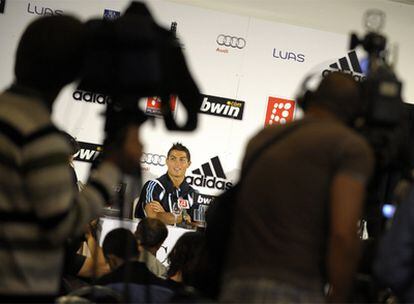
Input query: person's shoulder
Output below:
<box><xmin>311</xmin><ymin>119</ymin><xmax>371</xmax><ymax>148</ymax></box>
<box><xmin>157</xmin><ymin>173</ymin><xmax>170</xmax><ymax>184</ymax></box>
<box><xmin>0</xmin><ymin>90</ymin><xmax>52</xmax><ymax>134</ymax></box>
<box><xmin>95</xmin><ymin>270</ymin><xmax>117</xmax><ymax>285</ymax></box>
<box><xmin>130</xmin><ymin>261</ymin><xmax>169</xmax><ymax>285</ymax></box>
<box><xmin>143</xmin><ymin>175</ymin><xmax>167</xmax><ymax>189</ymax></box>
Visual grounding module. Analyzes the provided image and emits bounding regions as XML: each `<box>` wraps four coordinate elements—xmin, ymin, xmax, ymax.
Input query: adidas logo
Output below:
<box><xmin>322</xmin><ymin>50</ymin><xmax>367</xmax><ymax>82</ymax></box>
<box><xmin>73</xmin><ymin>90</ymin><xmax>111</xmax><ymax>105</ymax></box>
<box><xmin>73</xmin><ymin>142</ymin><xmax>102</xmax><ymax>163</ymax></box>
<box><xmin>185</xmin><ymin>156</ymin><xmax>233</xmax><ymax>190</ymax></box>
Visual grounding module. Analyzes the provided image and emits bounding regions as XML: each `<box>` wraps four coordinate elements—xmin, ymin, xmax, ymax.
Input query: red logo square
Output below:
<box><xmin>146</xmin><ymin>96</ymin><xmax>177</xmax><ymax>116</ymax></box>
<box><xmin>265</xmin><ymin>97</ymin><xmax>295</xmax><ymax>126</ymax></box>
<box><xmin>178</xmin><ymin>197</ymin><xmax>189</xmax><ymax>209</ymax></box>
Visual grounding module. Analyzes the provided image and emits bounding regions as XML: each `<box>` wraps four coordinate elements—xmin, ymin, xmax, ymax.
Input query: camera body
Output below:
<box><xmin>78</xmin><ymin>2</ymin><xmax>202</xmax><ymax>136</ymax></box>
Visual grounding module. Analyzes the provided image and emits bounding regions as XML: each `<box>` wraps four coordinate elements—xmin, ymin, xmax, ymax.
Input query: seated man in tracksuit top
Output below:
<box><xmin>135</xmin><ymin>143</ymin><xmax>195</xmax><ymax>226</ymax></box>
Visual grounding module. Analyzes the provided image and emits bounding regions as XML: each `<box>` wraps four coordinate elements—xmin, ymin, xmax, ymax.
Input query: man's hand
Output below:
<box><xmin>144</xmin><ymin>201</ymin><xmax>192</xmax><ymax>226</ymax></box>
<box><xmin>148</xmin><ymin>201</ymin><xmax>166</xmax><ymax>213</ymax></box>
<box><xmin>182</xmin><ymin>211</ymin><xmax>192</xmax><ymax>224</ymax></box>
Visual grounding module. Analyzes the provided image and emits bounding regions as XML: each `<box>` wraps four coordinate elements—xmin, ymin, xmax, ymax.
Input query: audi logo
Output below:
<box><xmin>141</xmin><ymin>153</ymin><xmax>166</xmax><ymax>166</ymax></box>
<box><xmin>216</xmin><ymin>34</ymin><xmax>246</xmax><ymax>49</ymax></box>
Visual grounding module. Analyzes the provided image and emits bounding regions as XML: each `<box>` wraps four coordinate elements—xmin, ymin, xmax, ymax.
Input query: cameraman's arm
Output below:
<box><xmin>327</xmin><ymin>173</ymin><xmax>365</xmax><ymax>303</ymax></box>
<box><xmin>27</xmin><ymin>124</ymin><xmax>141</xmax><ymax>245</ymax></box>
<box><xmin>78</xmin><ymin>224</ymin><xmax>110</xmax><ymax>278</ymax></box>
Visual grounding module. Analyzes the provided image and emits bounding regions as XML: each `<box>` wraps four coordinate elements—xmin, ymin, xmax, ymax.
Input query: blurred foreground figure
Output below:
<box><xmin>374</xmin><ymin>185</ymin><xmax>414</xmax><ymax>302</ymax></box>
<box><xmin>134</xmin><ymin>217</ymin><xmax>168</xmax><ymax>278</ymax></box>
<box><xmin>221</xmin><ymin>72</ymin><xmax>374</xmax><ymax>303</ymax></box>
<box><xmin>0</xmin><ymin>15</ymin><xmax>142</xmax><ymax>300</ymax></box>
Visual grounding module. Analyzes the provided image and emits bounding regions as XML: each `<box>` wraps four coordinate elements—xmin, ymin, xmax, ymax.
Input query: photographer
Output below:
<box><xmin>220</xmin><ymin>72</ymin><xmax>374</xmax><ymax>303</ymax></box>
<box><xmin>0</xmin><ymin>15</ymin><xmax>143</xmax><ymax>301</ymax></box>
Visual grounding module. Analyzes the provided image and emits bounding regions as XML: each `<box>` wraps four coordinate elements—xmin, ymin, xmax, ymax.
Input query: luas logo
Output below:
<box><xmin>27</xmin><ymin>3</ymin><xmax>63</xmax><ymax>16</ymax></box>
<box><xmin>272</xmin><ymin>48</ymin><xmax>305</xmax><ymax>63</ymax></box>
<box><xmin>73</xmin><ymin>142</ymin><xmax>102</xmax><ymax>163</ymax></box>
<box><xmin>186</xmin><ymin>156</ymin><xmax>233</xmax><ymax>191</ymax></box>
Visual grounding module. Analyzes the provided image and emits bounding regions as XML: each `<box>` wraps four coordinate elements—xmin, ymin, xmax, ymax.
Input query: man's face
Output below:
<box><xmin>166</xmin><ymin>149</ymin><xmax>190</xmax><ymax>179</ymax></box>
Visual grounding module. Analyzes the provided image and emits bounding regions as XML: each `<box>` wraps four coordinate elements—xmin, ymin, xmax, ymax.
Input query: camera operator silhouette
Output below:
<box><xmin>0</xmin><ymin>15</ymin><xmax>143</xmax><ymax>301</ymax></box>
<box><xmin>220</xmin><ymin>72</ymin><xmax>375</xmax><ymax>303</ymax></box>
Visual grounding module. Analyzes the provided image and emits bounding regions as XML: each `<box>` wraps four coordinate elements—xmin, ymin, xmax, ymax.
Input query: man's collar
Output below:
<box><xmin>162</xmin><ymin>172</ymin><xmax>190</xmax><ymax>192</ymax></box>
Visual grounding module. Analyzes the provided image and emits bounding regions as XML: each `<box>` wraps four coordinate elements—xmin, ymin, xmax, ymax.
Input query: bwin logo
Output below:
<box><xmin>272</xmin><ymin>48</ymin><xmax>305</xmax><ymax>63</ymax></box>
<box><xmin>27</xmin><ymin>3</ymin><xmax>63</xmax><ymax>16</ymax></box>
<box><xmin>185</xmin><ymin>156</ymin><xmax>233</xmax><ymax>191</ymax></box>
<box><xmin>73</xmin><ymin>142</ymin><xmax>102</xmax><ymax>163</ymax></box>
<box><xmin>195</xmin><ymin>193</ymin><xmax>215</xmax><ymax>205</ymax></box>
<box><xmin>322</xmin><ymin>50</ymin><xmax>367</xmax><ymax>82</ymax></box>
<box><xmin>200</xmin><ymin>95</ymin><xmax>245</xmax><ymax>120</ymax></box>
<box><xmin>73</xmin><ymin>90</ymin><xmax>111</xmax><ymax>105</ymax></box>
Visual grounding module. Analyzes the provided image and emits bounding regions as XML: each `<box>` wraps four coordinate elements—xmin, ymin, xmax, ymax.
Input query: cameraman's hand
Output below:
<box><xmin>104</xmin><ymin>124</ymin><xmax>143</xmax><ymax>176</ymax></box>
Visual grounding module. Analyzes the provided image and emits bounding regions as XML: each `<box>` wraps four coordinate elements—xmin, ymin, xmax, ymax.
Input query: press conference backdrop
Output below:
<box><xmin>0</xmin><ymin>0</ymin><xmax>373</xmax><ymax>202</ymax></box>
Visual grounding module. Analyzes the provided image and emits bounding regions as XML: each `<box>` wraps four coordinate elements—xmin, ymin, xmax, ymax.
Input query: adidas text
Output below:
<box><xmin>186</xmin><ymin>176</ymin><xmax>233</xmax><ymax>190</ymax></box>
<box><xmin>73</xmin><ymin>90</ymin><xmax>111</xmax><ymax>105</ymax></box>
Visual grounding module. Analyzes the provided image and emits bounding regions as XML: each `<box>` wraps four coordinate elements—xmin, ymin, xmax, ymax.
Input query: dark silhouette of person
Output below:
<box><xmin>220</xmin><ymin>72</ymin><xmax>374</xmax><ymax>303</ymax></box>
<box><xmin>96</xmin><ymin>228</ymin><xmax>173</xmax><ymax>303</ymax></box>
<box><xmin>0</xmin><ymin>15</ymin><xmax>143</xmax><ymax>301</ymax></box>
<box><xmin>134</xmin><ymin>217</ymin><xmax>168</xmax><ymax>278</ymax></box>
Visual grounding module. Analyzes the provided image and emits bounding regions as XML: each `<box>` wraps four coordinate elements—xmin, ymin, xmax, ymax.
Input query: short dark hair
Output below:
<box><xmin>134</xmin><ymin>218</ymin><xmax>168</xmax><ymax>248</ymax></box>
<box><xmin>167</xmin><ymin>142</ymin><xmax>191</xmax><ymax>161</ymax></box>
<box><xmin>312</xmin><ymin>72</ymin><xmax>361</xmax><ymax>123</ymax></box>
<box><xmin>167</xmin><ymin>232</ymin><xmax>205</xmax><ymax>282</ymax></box>
<box><xmin>14</xmin><ymin>15</ymin><xmax>84</xmax><ymax>91</ymax></box>
<box><xmin>102</xmin><ymin>228</ymin><xmax>139</xmax><ymax>261</ymax></box>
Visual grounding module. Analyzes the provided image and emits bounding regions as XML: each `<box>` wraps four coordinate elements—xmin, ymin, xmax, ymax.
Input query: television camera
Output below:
<box><xmin>78</xmin><ymin>1</ymin><xmax>202</xmax><ymax>142</ymax></box>
<box><xmin>349</xmin><ymin>9</ymin><xmax>413</xmax><ymax>238</ymax></box>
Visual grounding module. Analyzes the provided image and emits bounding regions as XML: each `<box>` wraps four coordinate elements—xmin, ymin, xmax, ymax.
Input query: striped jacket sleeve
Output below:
<box><xmin>0</xmin><ymin>92</ymin><xmax>123</xmax><ymax>247</ymax></box>
<box><xmin>23</xmin><ymin>128</ymin><xmax>121</xmax><ymax>245</ymax></box>
<box><xmin>136</xmin><ymin>180</ymin><xmax>164</xmax><ymax>217</ymax></box>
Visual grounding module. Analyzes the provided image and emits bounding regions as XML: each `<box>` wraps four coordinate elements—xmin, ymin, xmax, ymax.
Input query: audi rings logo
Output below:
<box><xmin>141</xmin><ymin>153</ymin><xmax>166</xmax><ymax>166</ymax></box>
<box><xmin>216</xmin><ymin>34</ymin><xmax>246</xmax><ymax>49</ymax></box>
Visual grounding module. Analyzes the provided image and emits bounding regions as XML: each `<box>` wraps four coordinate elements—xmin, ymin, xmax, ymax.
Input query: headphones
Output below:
<box><xmin>295</xmin><ymin>71</ymin><xmax>364</xmax><ymax>125</ymax></box>
<box><xmin>295</xmin><ymin>73</ymin><xmax>321</xmax><ymax>111</ymax></box>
